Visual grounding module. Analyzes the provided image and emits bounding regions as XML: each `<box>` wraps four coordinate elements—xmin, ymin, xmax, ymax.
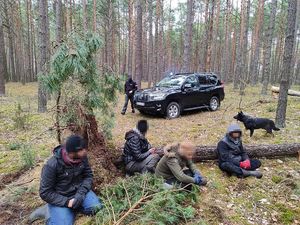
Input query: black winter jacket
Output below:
<box><xmin>39</xmin><ymin>146</ymin><xmax>93</xmax><ymax>207</ymax></box>
<box><xmin>125</xmin><ymin>79</ymin><xmax>137</xmax><ymax>97</ymax></box>
<box><xmin>217</xmin><ymin>136</ymin><xmax>249</xmax><ymax>166</ymax></box>
<box><xmin>123</xmin><ymin>129</ymin><xmax>151</xmax><ymax>165</ymax></box>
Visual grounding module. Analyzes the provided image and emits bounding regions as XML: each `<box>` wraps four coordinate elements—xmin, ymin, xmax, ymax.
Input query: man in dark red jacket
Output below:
<box><xmin>35</xmin><ymin>135</ymin><xmax>102</xmax><ymax>225</ymax></box>
<box><xmin>121</xmin><ymin>77</ymin><xmax>138</xmax><ymax>115</ymax></box>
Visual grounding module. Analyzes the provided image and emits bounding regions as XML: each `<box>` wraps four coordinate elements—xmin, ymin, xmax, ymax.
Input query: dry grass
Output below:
<box><xmin>112</xmin><ymin>83</ymin><xmax>300</xmax><ymax>147</ymax></box>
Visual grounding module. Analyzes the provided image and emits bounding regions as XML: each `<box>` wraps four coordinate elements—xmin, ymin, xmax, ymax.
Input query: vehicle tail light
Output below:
<box><xmin>221</xmin><ymin>81</ymin><xmax>224</xmax><ymax>88</ymax></box>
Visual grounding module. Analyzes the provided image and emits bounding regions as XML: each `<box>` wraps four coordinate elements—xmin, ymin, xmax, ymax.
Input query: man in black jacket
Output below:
<box><xmin>123</xmin><ymin>120</ymin><xmax>160</xmax><ymax>174</ymax></box>
<box><xmin>217</xmin><ymin>124</ymin><xmax>263</xmax><ymax>178</ymax></box>
<box><xmin>38</xmin><ymin>135</ymin><xmax>102</xmax><ymax>225</ymax></box>
<box><xmin>121</xmin><ymin>77</ymin><xmax>138</xmax><ymax>115</ymax></box>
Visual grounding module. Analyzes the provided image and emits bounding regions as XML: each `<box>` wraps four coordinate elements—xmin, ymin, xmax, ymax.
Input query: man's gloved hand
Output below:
<box><xmin>193</xmin><ymin>172</ymin><xmax>202</xmax><ymax>185</ymax></box>
<box><xmin>240</xmin><ymin>159</ymin><xmax>251</xmax><ymax>169</ymax></box>
<box><xmin>71</xmin><ymin>193</ymin><xmax>85</xmax><ymax>209</ymax></box>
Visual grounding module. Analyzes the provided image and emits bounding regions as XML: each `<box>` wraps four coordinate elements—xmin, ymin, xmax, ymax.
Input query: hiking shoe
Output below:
<box><xmin>29</xmin><ymin>204</ymin><xmax>49</xmax><ymax>223</ymax></box>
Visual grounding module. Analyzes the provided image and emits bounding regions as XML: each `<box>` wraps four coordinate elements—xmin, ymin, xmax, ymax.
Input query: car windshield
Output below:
<box><xmin>156</xmin><ymin>76</ymin><xmax>186</xmax><ymax>88</ymax></box>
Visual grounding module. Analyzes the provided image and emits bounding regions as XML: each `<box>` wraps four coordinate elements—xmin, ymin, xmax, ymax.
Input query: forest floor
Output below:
<box><xmin>0</xmin><ymin>82</ymin><xmax>299</xmax><ymax>225</ymax></box>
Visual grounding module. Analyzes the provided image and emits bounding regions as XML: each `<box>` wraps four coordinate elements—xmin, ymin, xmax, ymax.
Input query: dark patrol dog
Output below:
<box><xmin>233</xmin><ymin>111</ymin><xmax>280</xmax><ymax>137</ymax></box>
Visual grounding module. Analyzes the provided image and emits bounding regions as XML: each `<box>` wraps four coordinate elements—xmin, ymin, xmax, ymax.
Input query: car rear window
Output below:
<box><xmin>198</xmin><ymin>75</ymin><xmax>218</xmax><ymax>85</ymax></box>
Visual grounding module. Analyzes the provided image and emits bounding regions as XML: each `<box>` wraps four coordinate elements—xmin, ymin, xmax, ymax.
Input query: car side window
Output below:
<box><xmin>185</xmin><ymin>76</ymin><xmax>199</xmax><ymax>88</ymax></box>
<box><xmin>198</xmin><ymin>76</ymin><xmax>208</xmax><ymax>85</ymax></box>
<box><xmin>207</xmin><ymin>76</ymin><xmax>217</xmax><ymax>85</ymax></box>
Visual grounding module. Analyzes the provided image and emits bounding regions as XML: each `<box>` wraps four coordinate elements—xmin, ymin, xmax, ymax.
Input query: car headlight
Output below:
<box><xmin>149</xmin><ymin>93</ymin><xmax>167</xmax><ymax>101</ymax></box>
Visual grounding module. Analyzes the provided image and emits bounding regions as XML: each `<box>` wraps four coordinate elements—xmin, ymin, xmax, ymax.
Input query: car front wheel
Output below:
<box><xmin>166</xmin><ymin>102</ymin><xmax>181</xmax><ymax>119</ymax></box>
<box><xmin>209</xmin><ymin>96</ymin><xmax>220</xmax><ymax>111</ymax></box>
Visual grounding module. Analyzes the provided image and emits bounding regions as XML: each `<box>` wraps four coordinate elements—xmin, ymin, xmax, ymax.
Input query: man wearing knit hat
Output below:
<box><xmin>33</xmin><ymin>135</ymin><xmax>102</xmax><ymax>225</ymax></box>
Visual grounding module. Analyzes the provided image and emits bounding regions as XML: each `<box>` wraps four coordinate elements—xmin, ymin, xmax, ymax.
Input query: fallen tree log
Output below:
<box><xmin>115</xmin><ymin>143</ymin><xmax>300</xmax><ymax>167</ymax></box>
<box><xmin>193</xmin><ymin>143</ymin><xmax>300</xmax><ymax>162</ymax></box>
<box><xmin>271</xmin><ymin>86</ymin><xmax>300</xmax><ymax>97</ymax></box>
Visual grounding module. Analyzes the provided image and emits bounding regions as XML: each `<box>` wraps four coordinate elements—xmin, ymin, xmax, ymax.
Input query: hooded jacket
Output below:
<box><xmin>124</xmin><ymin>78</ymin><xmax>137</xmax><ymax>97</ymax></box>
<box><xmin>217</xmin><ymin>124</ymin><xmax>249</xmax><ymax>166</ymax></box>
<box><xmin>155</xmin><ymin>143</ymin><xmax>199</xmax><ymax>184</ymax></box>
<box><xmin>123</xmin><ymin>128</ymin><xmax>152</xmax><ymax>165</ymax></box>
<box><xmin>39</xmin><ymin>146</ymin><xmax>93</xmax><ymax>207</ymax></box>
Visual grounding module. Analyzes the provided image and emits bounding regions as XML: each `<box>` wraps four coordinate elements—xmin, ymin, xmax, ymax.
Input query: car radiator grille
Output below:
<box><xmin>135</xmin><ymin>93</ymin><xmax>149</xmax><ymax>102</ymax></box>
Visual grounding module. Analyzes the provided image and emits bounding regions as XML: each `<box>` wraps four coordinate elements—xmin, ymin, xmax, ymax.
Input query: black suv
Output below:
<box><xmin>133</xmin><ymin>73</ymin><xmax>225</xmax><ymax>119</ymax></box>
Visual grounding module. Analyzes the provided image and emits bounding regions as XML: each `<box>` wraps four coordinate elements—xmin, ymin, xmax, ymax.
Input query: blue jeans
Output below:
<box><xmin>122</xmin><ymin>94</ymin><xmax>134</xmax><ymax>113</ymax></box>
<box><xmin>46</xmin><ymin>191</ymin><xmax>102</xmax><ymax>225</ymax></box>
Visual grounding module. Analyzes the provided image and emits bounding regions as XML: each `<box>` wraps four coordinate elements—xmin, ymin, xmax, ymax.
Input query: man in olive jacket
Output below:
<box><xmin>155</xmin><ymin>142</ymin><xmax>207</xmax><ymax>188</ymax></box>
<box><xmin>39</xmin><ymin>135</ymin><xmax>102</xmax><ymax>225</ymax></box>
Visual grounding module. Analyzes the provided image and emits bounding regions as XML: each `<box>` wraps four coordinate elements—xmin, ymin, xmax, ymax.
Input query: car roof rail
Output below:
<box><xmin>174</xmin><ymin>72</ymin><xmax>195</xmax><ymax>76</ymax></box>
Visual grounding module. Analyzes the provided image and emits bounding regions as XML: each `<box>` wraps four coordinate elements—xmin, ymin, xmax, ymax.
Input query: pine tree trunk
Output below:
<box><xmin>37</xmin><ymin>0</ymin><xmax>49</xmax><ymax>112</ymax></box>
<box><xmin>127</xmin><ymin>0</ymin><xmax>133</xmax><ymax>77</ymax></box>
<box><xmin>56</xmin><ymin>0</ymin><xmax>63</xmax><ymax>43</ymax></box>
<box><xmin>70</xmin><ymin>0</ymin><xmax>73</xmax><ymax>31</ymax></box>
<box><xmin>271</xmin><ymin>33</ymin><xmax>284</xmax><ymax>84</ymax></box>
<box><xmin>261</xmin><ymin>0</ymin><xmax>277</xmax><ymax>95</ymax></box>
<box><xmin>83</xmin><ymin>0</ymin><xmax>87</xmax><ymax>32</ymax></box>
<box><xmin>55</xmin><ymin>0</ymin><xmax>64</xmax><ymax>143</ymax></box>
<box><xmin>107</xmin><ymin>0</ymin><xmax>115</xmax><ymax>70</ymax></box>
<box><xmin>158</xmin><ymin>0</ymin><xmax>164</xmax><ymax>80</ymax></box>
<box><xmin>250</xmin><ymin>0</ymin><xmax>265</xmax><ymax>86</ymax></box>
<box><xmin>205</xmin><ymin>0</ymin><xmax>215</xmax><ymax>72</ymax></box>
<box><xmin>16</xmin><ymin>0</ymin><xmax>25</xmax><ymax>84</ymax></box>
<box><xmin>135</xmin><ymin>0</ymin><xmax>143</xmax><ymax>88</ymax></box>
<box><xmin>212</xmin><ymin>0</ymin><xmax>220</xmax><ymax>73</ymax></box>
<box><xmin>239</xmin><ymin>0</ymin><xmax>250</xmax><ymax>95</ymax></box>
<box><xmin>29</xmin><ymin>0</ymin><xmax>37</xmax><ymax>80</ymax></box>
<box><xmin>200</xmin><ymin>0</ymin><xmax>209</xmax><ymax>72</ymax></box>
<box><xmin>234</xmin><ymin>1</ymin><xmax>243</xmax><ymax>90</ymax></box>
<box><xmin>275</xmin><ymin>0</ymin><xmax>297</xmax><ymax>128</ymax></box>
<box><xmin>142</xmin><ymin>2</ymin><xmax>148</xmax><ymax>82</ymax></box>
<box><xmin>182</xmin><ymin>0</ymin><xmax>195</xmax><ymax>72</ymax></box>
<box><xmin>4</xmin><ymin>1</ymin><xmax>16</xmax><ymax>82</ymax></box>
<box><xmin>0</xmin><ymin>15</ymin><xmax>7</xmax><ymax>96</ymax></box>
<box><xmin>231</xmin><ymin>9</ymin><xmax>238</xmax><ymax>83</ymax></box>
<box><xmin>26</xmin><ymin>0</ymin><xmax>33</xmax><ymax>82</ymax></box>
<box><xmin>221</xmin><ymin>0</ymin><xmax>230</xmax><ymax>82</ymax></box>
<box><xmin>147</xmin><ymin>0</ymin><xmax>154</xmax><ymax>87</ymax></box>
<box><xmin>93</xmin><ymin>0</ymin><xmax>96</xmax><ymax>32</ymax></box>
<box><xmin>166</xmin><ymin>0</ymin><xmax>172</xmax><ymax>73</ymax></box>
<box><xmin>154</xmin><ymin>0</ymin><xmax>161</xmax><ymax>83</ymax></box>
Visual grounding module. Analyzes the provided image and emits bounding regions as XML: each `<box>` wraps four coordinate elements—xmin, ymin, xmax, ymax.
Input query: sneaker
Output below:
<box><xmin>29</xmin><ymin>204</ymin><xmax>49</xmax><ymax>223</ymax></box>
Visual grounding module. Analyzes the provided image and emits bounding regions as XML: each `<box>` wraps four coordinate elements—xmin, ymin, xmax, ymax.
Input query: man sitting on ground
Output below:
<box><xmin>38</xmin><ymin>135</ymin><xmax>102</xmax><ymax>225</ymax></box>
<box><xmin>155</xmin><ymin>142</ymin><xmax>207</xmax><ymax>188</ymax></box>
<box><xmin>123</xmin><ymin>120</ymin><xmax>160</xmax><ymax>174</ymax></box>
<box><xmin>217</xmin><ymin>124</ymin><xmax>263</xmax><ymax>178</ymax></box>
